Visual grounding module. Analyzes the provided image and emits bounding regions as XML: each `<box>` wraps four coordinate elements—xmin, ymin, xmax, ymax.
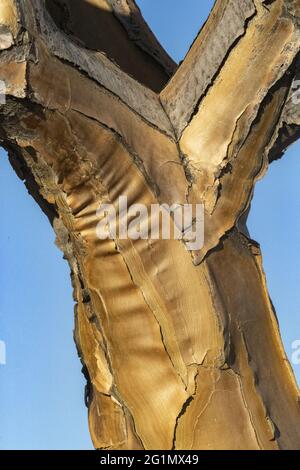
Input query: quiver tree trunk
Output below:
<box><xmin>1</xmin><ymin>0</ymin><xmax>300</xmax><ymax>450</ymax></box>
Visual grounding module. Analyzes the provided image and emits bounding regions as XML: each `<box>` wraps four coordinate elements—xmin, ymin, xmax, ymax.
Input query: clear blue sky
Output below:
<box><xmin>0</xmin><ymin>0</ymin><xmax>299</xmax><ymax>450</ymax></box>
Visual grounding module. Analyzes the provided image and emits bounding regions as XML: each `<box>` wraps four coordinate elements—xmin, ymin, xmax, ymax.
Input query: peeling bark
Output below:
<box><xmin>0</xmin><ymin>0</ymin><xmax>300</xmax><ymax>450</ymax></box>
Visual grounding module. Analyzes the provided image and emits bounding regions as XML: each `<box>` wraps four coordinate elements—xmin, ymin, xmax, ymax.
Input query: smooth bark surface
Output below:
<box><xmin>0</xmin><ymin>0</ymin><xmax>300</xmax><ymax>449</ymax></box>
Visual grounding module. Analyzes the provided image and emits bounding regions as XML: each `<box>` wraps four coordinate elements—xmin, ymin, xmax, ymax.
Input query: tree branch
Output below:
<box><xmin>44</xmin><ymin>0</ymin><xmax>176</xmax><ymax>91</ymax></box>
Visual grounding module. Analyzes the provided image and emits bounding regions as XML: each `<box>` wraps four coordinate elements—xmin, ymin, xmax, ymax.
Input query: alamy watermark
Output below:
<box><xmin>291</xmin><ymin>79</ymin><xmax>300</xmax><ymax>105</ymax></box>
<box><xmin>291</xmin><ymin>339</ymin><xmax>300</xmax><ymax>366</ymax></box>
<box><xmin>0</xmin><ymin>79</ymin><xmax>6</xmax><ymax>105</ymax></box>
<box><xmin>0</xmin><ymin>340</ymin><xmax>6</xmax><ymax>365</ymax></box>
<box><xmin>96</xmin><ymin>196</ymin><xmax>204</xmax><ymax>250</ymax></box>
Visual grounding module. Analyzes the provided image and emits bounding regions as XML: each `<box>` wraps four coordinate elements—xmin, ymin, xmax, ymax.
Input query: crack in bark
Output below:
<box><xmin>172</xmin><ymin>369</ymin><xmax>199</xmax><ymax>450</ymax></box>
<box><xmin>178</xmin><ymin>6</ymin><xmax>258</xmax><ymax>139</ymax></box>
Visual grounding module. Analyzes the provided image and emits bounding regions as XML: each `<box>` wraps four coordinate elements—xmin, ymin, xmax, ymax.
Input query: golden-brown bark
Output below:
<box><xmin>1</xmin><ymin>0</ymin><xmax>300</xmax><ymax>449</ymax></box>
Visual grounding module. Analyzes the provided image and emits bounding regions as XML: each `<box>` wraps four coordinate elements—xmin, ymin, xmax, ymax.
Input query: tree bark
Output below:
<box><xmin>1</xmin><ymin>0</ymin><xmax>300</xmax><ymax>450</ymax></box>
